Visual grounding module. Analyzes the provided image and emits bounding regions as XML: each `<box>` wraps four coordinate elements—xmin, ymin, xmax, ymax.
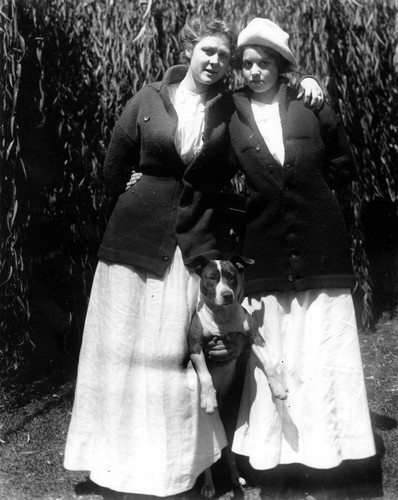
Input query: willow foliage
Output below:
<box><xmin>1</xmin><ymin>0</ymin><xmax>397</xmax><ymax>368</ymax></box>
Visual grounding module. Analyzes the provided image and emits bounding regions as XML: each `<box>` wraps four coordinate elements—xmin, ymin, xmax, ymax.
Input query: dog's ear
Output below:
<box><xmin>188</xmin><ymin>255</ymin><xmax>211</xmax><ymax>276</ymax></box>
<box><xmin>229</xmin><ymin>255</ymin><xmax>255</xmax><ymax>273</ymax></box>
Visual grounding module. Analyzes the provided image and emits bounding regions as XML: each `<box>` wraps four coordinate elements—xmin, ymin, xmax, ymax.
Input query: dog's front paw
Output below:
<box><xmin>268</xmin><ymin>376</ymin><xmax>289</xmax><ymax>400</ymax></box>
<box><xmin>200</xmin><ymin>387</ymin><xmax>218</xmax><ymax>414</ymax></box>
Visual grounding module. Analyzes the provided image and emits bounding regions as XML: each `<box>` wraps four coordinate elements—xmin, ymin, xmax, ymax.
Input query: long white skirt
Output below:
<box><xmin>64</xmin><ymin>248</ymin><xmax>227</xmax><ymax>496</ymax></box>
<box><xmin>232</xmin><ymin>289</ymin><xmax>375</xmax><ymax>470</ymax></box>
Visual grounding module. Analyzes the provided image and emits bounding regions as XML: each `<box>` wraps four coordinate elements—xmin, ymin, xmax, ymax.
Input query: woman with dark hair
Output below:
<box><xmin>226</xmin><ymin>17</ymin><xmax>375</xmax><ymax>475</ymax></box>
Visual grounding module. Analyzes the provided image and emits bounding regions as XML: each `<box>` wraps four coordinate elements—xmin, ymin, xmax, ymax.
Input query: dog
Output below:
<box><xmin>188</xmin><ymin>255</ymin><xmax>288</xmax><ymax>498</ymax></box>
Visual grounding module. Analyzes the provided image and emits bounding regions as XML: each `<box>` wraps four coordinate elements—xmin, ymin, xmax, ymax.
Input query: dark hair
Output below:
<box><xmin>178</xmin><ymin>15</ymin><xmax>237</xmax><ymax>59</ymax></box>
<box><xmin>232</xmin><ymin>44</ymin><xmax>290</xmax><ymax>74</ymax></box>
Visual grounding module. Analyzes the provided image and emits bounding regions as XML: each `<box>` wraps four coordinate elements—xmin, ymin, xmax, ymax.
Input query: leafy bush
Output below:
<box><xmin>1</xmin><ymin>0</ymin><xmax>397</xmax><ymax>369</ymax></box>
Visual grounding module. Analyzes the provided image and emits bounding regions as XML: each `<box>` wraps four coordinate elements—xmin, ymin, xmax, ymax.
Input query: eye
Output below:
<box><xmin>222</xmin><ymin>270</ymin><xmax>237</xmax><ymax>283</ymax></box>
<box><xmin>219</xmin><ymin>51</ymin><xmax>230</xmax><ymax>60</ymax></box>
<box><xmin>258</xmin><ymin>59</ymin><xmax>273</xmax><ymax>69</ymax></box>
<box><xmin>202</xmin><ymin>47</ymin><xmax>214</xmax><ymax>56</ymax></box>
<box><xmin>242</xmin><ymin>61</ymin><xmax>252</xmax><ymax>70</ymax></box>
<box><xmin>206</xmin><ymin>270</ymin><xmax>221</xmax><ymax>282</ymax></box>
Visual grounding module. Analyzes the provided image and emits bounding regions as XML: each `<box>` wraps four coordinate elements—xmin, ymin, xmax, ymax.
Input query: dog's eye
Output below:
<box><xmin>224</xmin><ymin>271</ymin><xmax>236</xmax><ymax>281</ymax></box>
<box><xmin>206</xmin><ymin>272</ymin><xmax>219</xmax><ymax>282</ymax></box>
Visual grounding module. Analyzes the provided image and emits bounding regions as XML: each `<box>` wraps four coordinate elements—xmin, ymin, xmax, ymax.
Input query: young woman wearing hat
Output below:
<box><xmin>226</xmin><ymin>18</ymin><xmax>375</xmax><ymax>476</ymax></box>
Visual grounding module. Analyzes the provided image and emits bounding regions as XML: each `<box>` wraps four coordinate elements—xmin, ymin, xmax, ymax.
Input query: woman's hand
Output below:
<box><xmin>125</xmin><ymin>170</ymin><xmax>142</xmax><ymax>191</ymax></box>
<box><xmin>204</xmin><ymin>333</ymin><xmax>247</xmax><ymax>363</ymax></box>
<box><xmin>297</xmin><ymin>77</ymin><xmax>324</xmax><ymax>111</ymax></box>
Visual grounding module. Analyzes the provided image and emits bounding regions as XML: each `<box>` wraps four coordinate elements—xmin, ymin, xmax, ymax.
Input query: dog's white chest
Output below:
<box><xmin>197</xmin><ymin>303</ymin><xmax>250</xmax><ymax>339</ymax></box>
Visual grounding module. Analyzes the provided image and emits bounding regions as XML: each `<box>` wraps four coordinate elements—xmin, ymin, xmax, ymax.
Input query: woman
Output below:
<box><xmin>64</xmin><ymin>14</ymin><xmax>323</xmax><ymax>498</ymax></box>
<box><xmin>226</xmin><ymin>18</ymin><xmax>375</xmax><ymax>474</ymax></box>
<box><xmin>64</xmin><ymin>16</ymin><xmax>235</xmax><ymax>498</ymax></box>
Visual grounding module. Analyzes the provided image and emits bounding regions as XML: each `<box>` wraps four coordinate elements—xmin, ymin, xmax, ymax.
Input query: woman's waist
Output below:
<box><xmin>117</xmin><ymin>174</ymin><xmax>183</xmax><ymax>210</ymax></box>
<box><xmin>128</xmin><ymin>172</ymin><xmax>182</xmax><ymax>190</ymax></box>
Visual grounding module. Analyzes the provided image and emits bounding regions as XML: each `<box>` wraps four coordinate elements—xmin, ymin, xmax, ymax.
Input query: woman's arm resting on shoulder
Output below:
<box><xmin>204</xmin><ymin>333</ymin><xmax>247</xmax><ymax>363</ymax></box>
<box><xmin>297</xmin><ymin>76</ymin><xmax>324</xmax><ymax>111</ymax></box>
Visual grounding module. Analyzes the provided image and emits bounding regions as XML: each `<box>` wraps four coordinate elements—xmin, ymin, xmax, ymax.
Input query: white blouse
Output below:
<box><xmin>168</xmin><ymin>82</ymin><xmax>206</xmax><ymax>165</ymax></box>
<box><xmin>251</xmin><ymin>96</ymin><xmax>285</xmax><ymax>166</ymax></box>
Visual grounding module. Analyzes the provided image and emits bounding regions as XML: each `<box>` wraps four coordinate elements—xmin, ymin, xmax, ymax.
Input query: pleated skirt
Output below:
<box><xmin>232</xmin><ymin>289</ymin><xmax>375</xmax><ymax>470</ymax></box>
<box><xmin>64</xmin><ymin>248</ymin><xmax>227</xmax><ymax>496</ymax></box>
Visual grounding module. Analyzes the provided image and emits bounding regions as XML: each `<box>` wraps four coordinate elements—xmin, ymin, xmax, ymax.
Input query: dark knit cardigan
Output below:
<box><xmin>98</xmin><ymin>65</ymin><xmax>231</xmax><ymax>277</ymax></box>
<box><xmin>229</xmin><ymin>80</ymin><xmax>356</xmax><ymax>295</ymax></box>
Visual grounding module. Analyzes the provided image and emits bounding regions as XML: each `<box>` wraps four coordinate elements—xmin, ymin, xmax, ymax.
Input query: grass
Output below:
<box><xmin>0</xmin><ymin>310</ymin><xmax>397</xmax><ymax>500</ymax></box>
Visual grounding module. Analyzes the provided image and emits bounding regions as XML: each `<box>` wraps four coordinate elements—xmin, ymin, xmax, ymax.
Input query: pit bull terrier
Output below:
<box><xmin>188</xmin><ymin>255</ymin><xmax>288</xmax><ymax>498</ymax></box>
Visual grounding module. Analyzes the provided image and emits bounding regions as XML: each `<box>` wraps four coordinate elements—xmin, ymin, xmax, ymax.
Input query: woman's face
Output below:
<box><xmin>186</xmin><ymin>34</ymin><xmax>231</xmax><ymax>91</ymax></box>
<box><xmin>241</xmin><ymin>46</ymin><xmax>279</xmax><ymax>97</ymax></box>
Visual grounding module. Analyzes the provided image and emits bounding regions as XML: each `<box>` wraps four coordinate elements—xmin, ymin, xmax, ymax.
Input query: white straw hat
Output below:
<box><xmin>237</xmin><ymin>18</ymin><xmax>298</xmax><ymax>72</ymax></box>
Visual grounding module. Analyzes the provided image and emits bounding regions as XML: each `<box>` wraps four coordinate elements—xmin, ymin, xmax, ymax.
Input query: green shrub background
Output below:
<box><xmin>1</xmin><ymin>0</ymin><xmax>397</xmax><ymax>370</ymax></box>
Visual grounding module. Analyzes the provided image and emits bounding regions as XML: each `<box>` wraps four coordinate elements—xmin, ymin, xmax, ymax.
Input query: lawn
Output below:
<box><xmin>0</xmin><ymin>310</ymin><xmax>397</xmax><ymax>500</ymax></box>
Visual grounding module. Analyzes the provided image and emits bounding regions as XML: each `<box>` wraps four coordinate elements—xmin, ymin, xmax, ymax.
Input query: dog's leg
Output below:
<box><xmin>189</xmin><ymin>315</ymin><xmax>218</xmax><ymax>414</ymax></box>
<box><xmin>222</xmin><ymin>407</ymin><xmax>246</xmax><ymax>489</ymax></box>
<box><xmin>201</xmin><ymin>467</ymin><xmax>216</xmax><ymax>498</ymax></box>
<box><xmin>191</xmin><ymin>351</ymin><xmax>218</xmax><ymax>414</ymax></box>
<box><xmin>212</xmin><ymin>361</ymin><xmax>246</xmax><ymax>490</ymax></box>
<box><xmin>225</xmin><ymin>446</ymin><xmax>247</xmax><ymax>488</ymax></box>
<box><xmin>252</xmin><ymin>343</ymin><xmax>288</xmax><ymax>399</ymax></box>
<box><xmin>245</xmin><ymin>315</ymin><xmax>288</xmax><ymax>400</ymax></box>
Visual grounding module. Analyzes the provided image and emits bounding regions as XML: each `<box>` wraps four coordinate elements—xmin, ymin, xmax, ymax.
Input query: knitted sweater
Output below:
<box><xmin>98</xmin><ymin>65</ymin><xmax>232</xmax><ymax>277</ymax></box>
<box><xmin>229</xmin><ymin>80</ymin><xmax>356</xmax><ymax>295</ymax></box>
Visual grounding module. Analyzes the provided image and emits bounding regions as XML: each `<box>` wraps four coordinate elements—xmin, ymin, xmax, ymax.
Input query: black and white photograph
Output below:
<box><xmin>1</xmin><ymin>1</ymin><xmax>397</xmax><ymax>499</ymax></box>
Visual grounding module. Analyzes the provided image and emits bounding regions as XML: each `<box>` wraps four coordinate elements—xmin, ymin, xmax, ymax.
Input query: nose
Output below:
<box><xmin>209</xmin><ymin>53</ymin><xmax>219</xmax><ymax>66</ymax></box>
<box><xmin>221</xmin><ymin>290</ymin><xmax>234</xmax><ymax>304</ymax></box>
<box><xmin>251</xmin><ymin>64</ymin><xmax>260</xmax><ymax>75</ymax></box>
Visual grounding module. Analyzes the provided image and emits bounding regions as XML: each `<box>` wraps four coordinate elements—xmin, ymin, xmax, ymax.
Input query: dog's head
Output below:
<box><xmin>191</xmin><ymin>255</ymin><xmax>254</xmax><ymax>307</ymax></box>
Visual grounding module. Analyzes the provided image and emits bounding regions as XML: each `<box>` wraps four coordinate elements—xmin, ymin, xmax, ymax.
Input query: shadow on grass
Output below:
<box><xmin>75</xmin><ymin>477</ymin><xmax>102</xmax><ymax>497</ymax></box>
<box><xmin>236</xmin><ymin>455</ymin><xmax>384</xmax><ymax>499</ymax></box>
<box><xmin>371</xmin><ymin>411</ymin><xmax>397</xmax><ymax>432</ymax></box>
<box><xmin>232</xmin><ymin>425</ymin><xmax>391</xmax><ymax>500</ymax></box>
<box><xmin>71</xmin><ymin>414</ymin><xmax>396</xmax><ymax>500</ymax></box>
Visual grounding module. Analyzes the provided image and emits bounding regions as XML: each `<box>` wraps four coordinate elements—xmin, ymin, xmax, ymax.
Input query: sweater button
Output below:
<box><xmin>162</xmin><ymin>254</ymin><xmax>169</xmax><ymax>262</ymax></box>
<box><xmin>285</xmin><ymin>163</ymin><xmax>291</xmax><ymax>169</ymax></box>
<box><xmin>255</xmin><ymin>145</ymin><xmax>261</xmax><ymax>151</ymax></box>
<box><xmin>287</xmin><ymin>274</ymin><xmax>293</xmax><ymax>282</ymax></box>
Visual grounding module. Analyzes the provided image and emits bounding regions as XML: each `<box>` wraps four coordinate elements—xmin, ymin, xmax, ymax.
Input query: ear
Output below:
<box><xmin>229</xmin><ymin>255</ymin><xmax>255</xmax><ymax>273</ymax></box>
<box><xmin>184</xmin><ymin>48</ymin><xmax>192</xmax><ymax>61</ymax></box>
<box><xmin>189</xmin><ymin>255</ymin><xmax>211</xmax><ymax>276</ymax></box>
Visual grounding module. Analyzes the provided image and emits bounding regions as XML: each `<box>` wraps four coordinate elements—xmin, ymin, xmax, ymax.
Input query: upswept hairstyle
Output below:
<box><xmin>178</xmin><ymin>15</ymin><xmax>237</xmax><ymax>60</ymax></box>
